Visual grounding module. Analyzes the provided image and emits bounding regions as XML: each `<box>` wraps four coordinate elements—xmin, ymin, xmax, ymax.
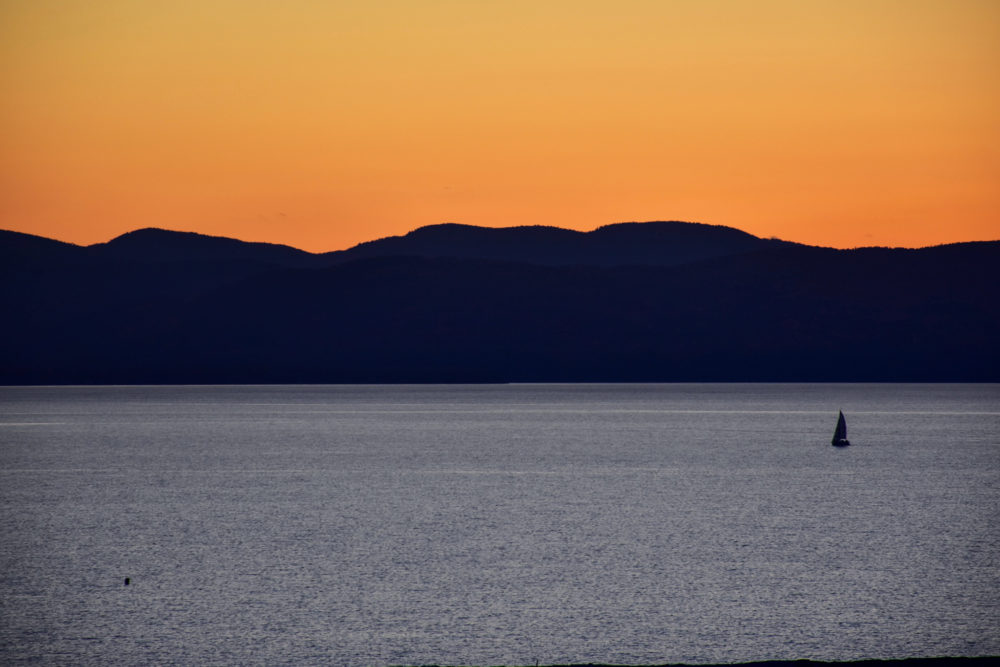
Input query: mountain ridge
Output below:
<box><xmin>88</xmin><ymin>227</ymin><xmax>318</xmax><ymax>266</ymax></box>
<box><xmin>2</xmin><ymin>221</ymin><xmax>998</xmax><ymax>383</ymax></box>
<box><xmin>2</xmin><ymin>221</ymin><xmax>993</xmax><ymax>269</ymax></box>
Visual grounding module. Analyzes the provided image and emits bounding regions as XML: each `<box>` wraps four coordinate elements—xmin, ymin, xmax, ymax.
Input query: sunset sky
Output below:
<box><xmin>2</xmin><ymin>0</ymin><xmax>998</xmax><ymax>252</ymax></box>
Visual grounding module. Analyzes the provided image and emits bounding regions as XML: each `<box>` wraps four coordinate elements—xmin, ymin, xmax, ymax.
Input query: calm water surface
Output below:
<box><xmin>1</xmin><ymin>384</ymin><xmax>998</xmax><ymax>666</ymax></box>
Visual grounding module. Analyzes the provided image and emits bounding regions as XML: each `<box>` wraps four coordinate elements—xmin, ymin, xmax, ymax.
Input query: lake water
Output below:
<box><xmin>1</xmin><ymin>383</ymin><xmax>998</xmax><ymax>666</ymax></box>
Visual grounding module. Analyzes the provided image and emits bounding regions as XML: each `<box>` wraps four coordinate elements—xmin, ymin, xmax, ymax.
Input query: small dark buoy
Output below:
<box><xmin>124</xmin><ymin>577</ymin><xmax>130</xmax><ymax>586</ymax></box>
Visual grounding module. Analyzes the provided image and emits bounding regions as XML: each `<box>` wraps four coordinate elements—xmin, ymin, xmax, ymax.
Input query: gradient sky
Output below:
<box><xmin>2</xmin><ymin>0</ymin><xmax>998</xmax><ymax>252</ymax></box>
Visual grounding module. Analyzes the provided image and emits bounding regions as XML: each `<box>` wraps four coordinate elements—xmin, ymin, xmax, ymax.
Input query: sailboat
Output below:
<box><xmin>832</xmin><ymin>410</ymin><xmax>851</xmax><ymax>447</ymax></box>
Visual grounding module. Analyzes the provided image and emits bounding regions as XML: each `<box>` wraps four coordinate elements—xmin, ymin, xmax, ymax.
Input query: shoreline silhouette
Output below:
<box><xmin>3</xmin><ymin>221</ymin><xmax>998</xmax><ymax>384</ymax></box>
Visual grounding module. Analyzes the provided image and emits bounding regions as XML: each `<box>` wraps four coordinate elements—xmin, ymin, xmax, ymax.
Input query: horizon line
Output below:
<box><xmin>5</xmin><ymin>219</ymin><xmax>999</xmax><ymax>255</ymax></box>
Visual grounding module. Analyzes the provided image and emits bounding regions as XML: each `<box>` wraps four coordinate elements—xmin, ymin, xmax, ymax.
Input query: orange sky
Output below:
<box><xmin>2</xmin><ymin>0</ymin><xmax>998</xmax><ymax>252</ymax></box>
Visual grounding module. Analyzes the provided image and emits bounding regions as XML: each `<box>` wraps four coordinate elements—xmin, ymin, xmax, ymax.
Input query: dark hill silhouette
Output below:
<box><xmin>89</xmin><ymin>227</ymin><xmax>319</xmax><ymax>267</ymax></box>
<box><xmin>1</xmin><ymin>222</ymin><xmax>997</xmax><ymax>383</ymax></box>
<box><xmin>327</xmin><ymin>220</ymin><xmax>789</xmax><ymax>267</ymax></box>
<box><xmin>5</xmin><ymin>220</ymin><xmax>785</xmax><ymax>269</ymax></box>
<box><xmin>0</xmin><ymin>229</ymin><xmax>89</xmax><ymax>269</ymax></box>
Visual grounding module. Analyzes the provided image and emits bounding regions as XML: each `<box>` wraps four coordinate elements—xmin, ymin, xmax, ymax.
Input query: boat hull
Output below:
<box><xmin>832</xmin><ymin>439</ymin><xmax>851</xmax><ymax>447</ymax></box>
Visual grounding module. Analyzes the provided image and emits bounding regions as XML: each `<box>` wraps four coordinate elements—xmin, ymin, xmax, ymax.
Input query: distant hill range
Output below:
<box><xmin>2</xmin><ymin>221</ymin><xmax>998</xmax><ymax>383</ymax></box>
